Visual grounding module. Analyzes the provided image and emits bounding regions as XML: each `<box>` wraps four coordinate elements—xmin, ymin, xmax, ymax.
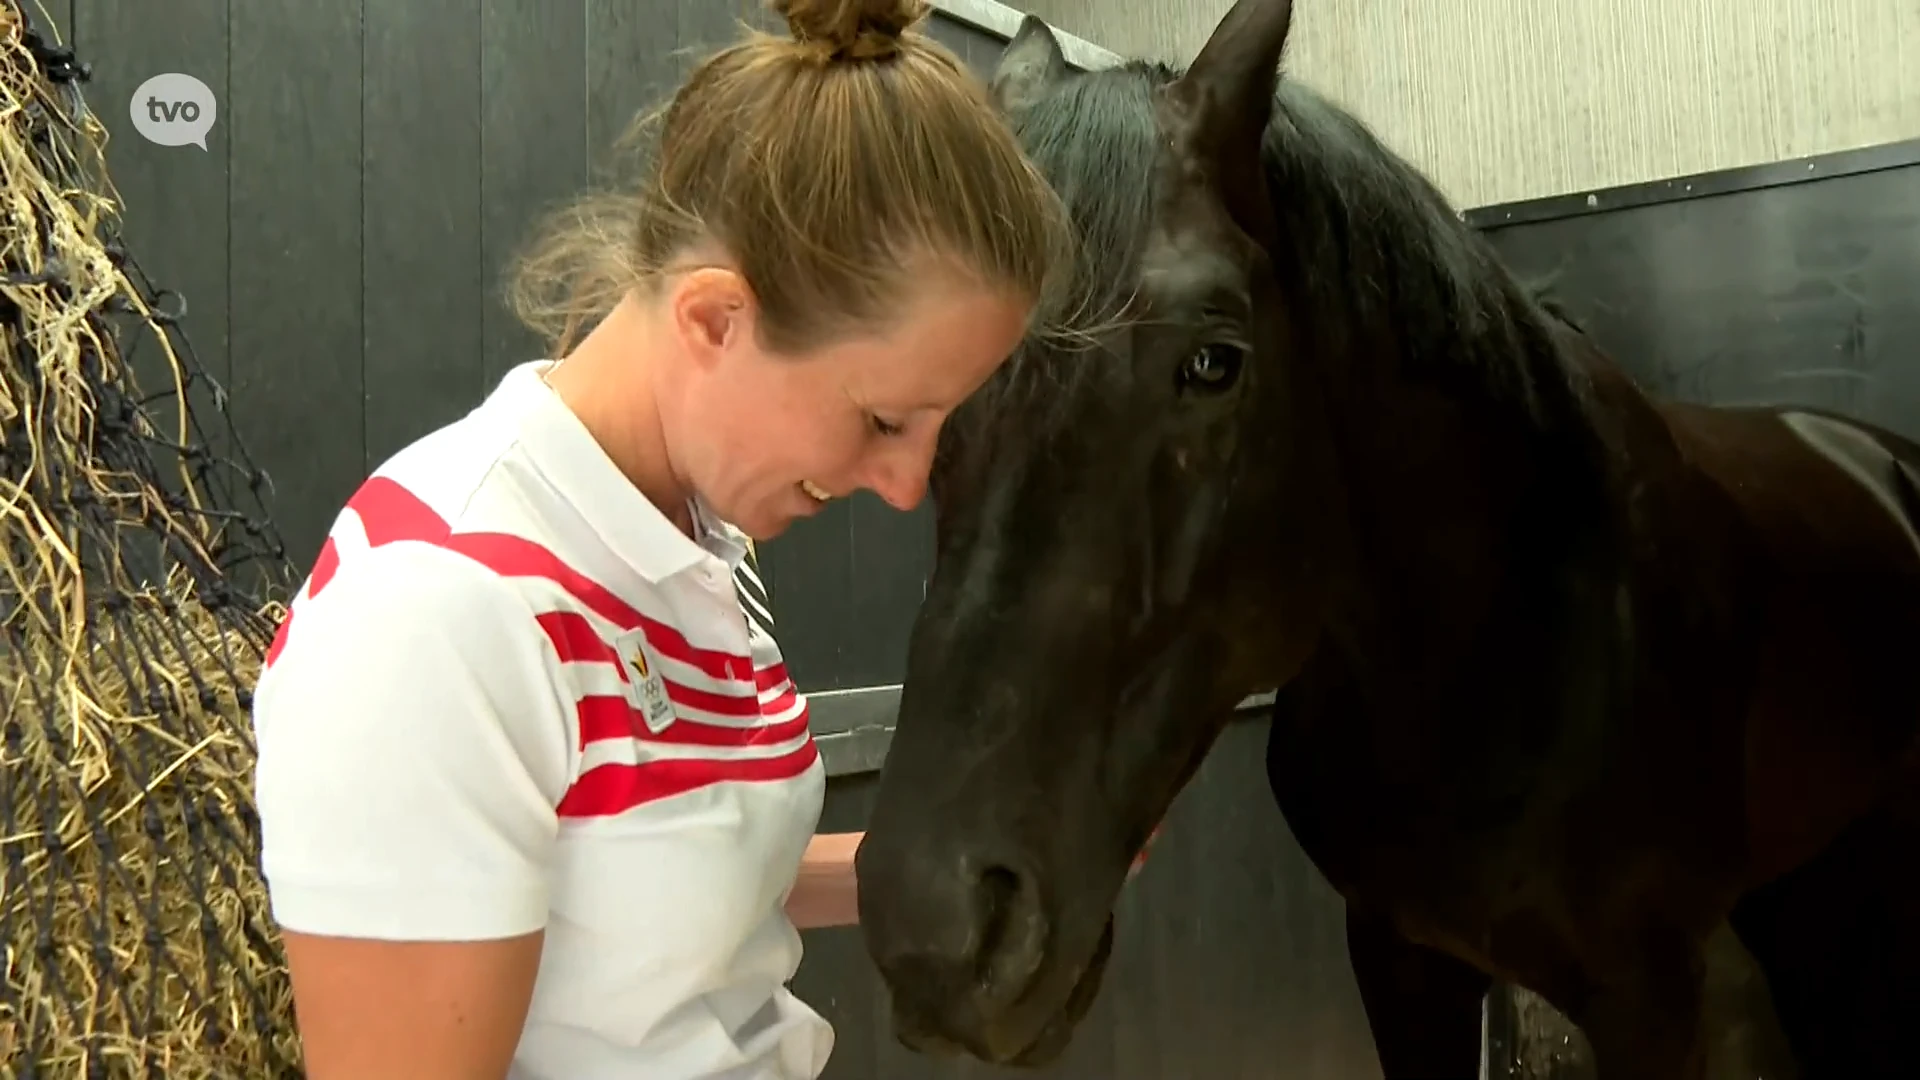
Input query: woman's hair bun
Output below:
<box><xmin>774</xmin><ymin>0</ymin><xmax>930</xmax><ymax>61</ymax></box>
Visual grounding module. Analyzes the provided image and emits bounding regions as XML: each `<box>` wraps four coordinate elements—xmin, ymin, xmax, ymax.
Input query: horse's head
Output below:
<box><xmin>855</xmin><ymin>0</ymin><xmax>1336</xmax><ymax>1065</ymax></box>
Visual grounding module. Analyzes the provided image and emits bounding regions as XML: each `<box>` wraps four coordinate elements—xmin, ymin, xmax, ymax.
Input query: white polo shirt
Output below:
<box><xmin>252</xmin><ymin>361</ymin><xmax>833</xmax><ymax>1079</ymax></box>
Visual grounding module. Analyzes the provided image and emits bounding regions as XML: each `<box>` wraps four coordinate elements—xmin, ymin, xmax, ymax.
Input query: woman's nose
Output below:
<box><xmin>864</xmin><ymin>437</ymin><xmax>937</xmax><ymax>511</ymax></box>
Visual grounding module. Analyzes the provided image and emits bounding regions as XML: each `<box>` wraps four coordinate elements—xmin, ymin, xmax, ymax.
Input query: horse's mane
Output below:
<box><xmin>980</xmin><ymin>58</ymin><xmax>1595</xmax><ymax>442</ymax></box>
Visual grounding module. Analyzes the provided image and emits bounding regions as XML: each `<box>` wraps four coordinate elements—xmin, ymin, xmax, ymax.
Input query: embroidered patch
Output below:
<box><xmin>615</xmin><ymin>627</ymin><xmax>676</xmax><ymax>734</ymax></box>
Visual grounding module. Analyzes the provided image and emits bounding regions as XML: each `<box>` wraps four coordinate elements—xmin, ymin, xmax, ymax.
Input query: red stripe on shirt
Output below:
<box><xmin>555</xmin><ymin>738</ymin><xmax>820</xmax><ymax>819</ymax></box>
<box><xmin>351</xmin><ymin>475</ymin><xmax>452</xmax><ymax>547</ymax></box>
<box><xmin>268</xmin><ymin>473</ymin><xmax>812</xmax><ymax>815</ymax></box>
<box><xmin>536</xmin><ymin>611</ymin><xmax>619</xmax><ymax>667</ymax></box>
<box><xmin>265</xmin><ymin>478</ymin><xmax>438</xmax><ymax>670</ymax></box>
<box><xmin>755</xmin><ymin>663</ymin><xmax>790</xmax><ymax>693</ymax></box>
<box><xmin>308</xmin><ymin>537</ymin><xmax>343</xmax><ymax>599</ymax></box>
<box><xmin>574</xmin><ymin>695</ymin><xmax>811</xmax><ymax>749</ymax></box>
<box><xmin>446</xmin><ymin>530</ymin><xmax>760</xmax><ymax>683</ymax></box>
<box><xmin>533</xmin><ymin>611</ymin><xmax>787</xmax><ymax>722</ymax></box>
<box><xmin>265</xmin><ymin>617</ymin><xmax>293</xmax><ymax>668</ymax></box>
<box><xmin>286</xmin><ymin>477</ymin><xmax>765</xmax><ymax>689</ymax></box>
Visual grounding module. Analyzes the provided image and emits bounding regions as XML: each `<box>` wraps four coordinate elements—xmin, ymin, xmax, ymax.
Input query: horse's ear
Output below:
<box><xmin>991</xmin><ymin>15</ymin><xmax>1069</xmax><ymax>115</ymax></box>
<box><xmin>1161</xmin><ymin>0</ymin><xmax>1293</xmax><ymax>223</ymax></box>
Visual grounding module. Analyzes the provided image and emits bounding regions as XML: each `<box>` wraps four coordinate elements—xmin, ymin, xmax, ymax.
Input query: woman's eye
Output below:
<box><xmin>870</xmin><ymin>414</ymin><xmax>906</xmax><ymax>437</ymax></box>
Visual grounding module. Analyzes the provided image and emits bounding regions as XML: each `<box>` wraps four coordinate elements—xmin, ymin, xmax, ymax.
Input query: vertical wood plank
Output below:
<box><xmin>584</xmin><ymin>0</ymin><xmax>678</xmax><ymax>182</ymax></box>
<box><xmin>763</xmin><ymin>503</ymin><xmax>859</xmax><ymax>691</ymax></box>
<box><xmin>362</xmin><ymin>0</ymin><xmax>483</xmax><ymax>467</ymax></box>
<box><xmin>229</xmin><ymin>0</ymin><xmax>364</xmax><ymax>571</ymax></box>
<box><xmin>73</xmin><ymin>0</ymin><xmax>237</xmax><ymax>584</ymax></box>
<box><xmin>676</xmin><ymin>0</ymin><xmax>759</xmax><ymax>66</ymax></box>
<box><xmin>479</xmin><ymin>0</ymin><xmax>588</xmax><ymax>384</ymax></box>
<box><xmin>842</xmin><ymin>496</ymin><xmax>933</xmax><ymax>687</ymax></box>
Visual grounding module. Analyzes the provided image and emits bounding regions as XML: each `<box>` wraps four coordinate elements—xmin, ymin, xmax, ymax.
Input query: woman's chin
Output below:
<box><xmin>717</xmin><ymin>484</ymin><xmax>830</xmax><ymax>542</ymax></box>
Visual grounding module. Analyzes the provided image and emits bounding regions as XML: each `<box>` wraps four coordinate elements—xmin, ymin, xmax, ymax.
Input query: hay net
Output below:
<box><xmin>1</xmin><ymin>3</ymin><xmax>302</xmax><ymax>1077</ymax></box>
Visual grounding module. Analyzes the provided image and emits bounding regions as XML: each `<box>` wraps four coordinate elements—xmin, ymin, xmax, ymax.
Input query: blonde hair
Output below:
<box><xmin>508</xmin><ymin>0</ymin><xmax>1072</xmax><ymax>357</ymax></box>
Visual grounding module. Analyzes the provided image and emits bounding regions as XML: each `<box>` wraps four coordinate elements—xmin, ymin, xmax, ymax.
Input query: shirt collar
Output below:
<box><xmin>488</xmin><ymin>361</ymin><xmax>745</xmax><ymax>583</ymax></box>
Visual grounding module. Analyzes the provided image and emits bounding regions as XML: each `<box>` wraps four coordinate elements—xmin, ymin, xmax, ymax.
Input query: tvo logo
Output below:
<box><xmin>129</xmin><ymin>73</ymin><xmax>217</xmax><ymax>151</ymax></box>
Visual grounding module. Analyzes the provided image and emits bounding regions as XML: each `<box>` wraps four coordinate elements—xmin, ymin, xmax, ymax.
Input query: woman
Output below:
<box><xmin>249</xmin><ymin>1</ymin><xmax>1071</xmax><ymax>1076</ymax></box>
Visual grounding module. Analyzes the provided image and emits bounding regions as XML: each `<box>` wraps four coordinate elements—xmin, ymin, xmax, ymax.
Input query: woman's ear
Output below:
<box><xmin>670</xmin><ymin>267</ymin><xmax>757</xmax><ymax>370</ymax></box>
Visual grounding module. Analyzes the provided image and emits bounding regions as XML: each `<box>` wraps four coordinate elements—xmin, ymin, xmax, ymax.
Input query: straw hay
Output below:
<box><xmin>0</xmin><ymin>3</ymin><xmax>301</xmax><ymax>1076</ymax></box>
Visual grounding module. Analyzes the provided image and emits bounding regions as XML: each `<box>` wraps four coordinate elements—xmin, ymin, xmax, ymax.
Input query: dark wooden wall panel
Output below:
<box><xmin>227</xmin><ymin>0</ymin><xmax>365</xmax><ymax>572</ymax></box>
<box><xmin>363</xmin><ymin>0</ymin><xmax>486</xmax><ymax>467</ymax></box>
<box><xmin>478</xmin><ymin>2</ymin><xmax>587</xmax><ymax>385</ymax></box>
<box><xmin>584</xmin><ymin>0</ymin><xmax>679</xmax><ymax>179</ymax></box>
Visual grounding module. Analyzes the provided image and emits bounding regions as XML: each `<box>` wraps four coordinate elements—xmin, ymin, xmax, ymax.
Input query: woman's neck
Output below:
<box><xmin>542</xmin><ymin>295</ymin><xmax>697</xmax><ymax>537</ymax></box>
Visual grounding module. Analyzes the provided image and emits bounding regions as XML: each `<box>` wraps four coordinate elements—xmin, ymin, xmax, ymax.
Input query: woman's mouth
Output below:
<box><xmin>800</xmin><ymin>480</ymin><xmax>832</xmax><ymax>502</ymax></box>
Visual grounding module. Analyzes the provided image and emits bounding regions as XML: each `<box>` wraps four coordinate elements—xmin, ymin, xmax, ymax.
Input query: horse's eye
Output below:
<box><xmin>1178</xmin><ymin>342</ymin><xmax>1244</xmax><ymax>393</ymax></box>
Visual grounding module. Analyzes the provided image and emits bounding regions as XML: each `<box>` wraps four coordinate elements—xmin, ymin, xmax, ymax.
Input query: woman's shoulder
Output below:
<box><xmin>265</xmin><ymin>539</ymin><xmax>555</xmax><ymax>691</ymax></box>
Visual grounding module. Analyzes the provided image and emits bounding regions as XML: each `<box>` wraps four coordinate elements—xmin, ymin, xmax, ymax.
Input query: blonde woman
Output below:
<box><xmin>249</xmin><ymin>1</ymin><xmax>1071</xmax><ymax>1076</ymax></box>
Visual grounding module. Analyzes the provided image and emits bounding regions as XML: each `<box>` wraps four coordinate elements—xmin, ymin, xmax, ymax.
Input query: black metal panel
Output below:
<box><xmin>228</xmin><ymin>0</ymin><xmax>366</xmax><ymax>574</ymax></box>
<box><xmin>1464</xmin><ymin>139</ymin><xmax>1920</xmax><ymax>232</ymax></box>
<box><xmin>479</xmin><ymin>1</ymin><xmax>589</xmax><ymax>386</ymax></box>
<box><xmin>1482</xmin><ymin>160</ymin><xmax>1920</xmax><ymax>443</ymax></box>
<box><xmin>364</xmin><ymin>0</ymin><xmax>486</xmax><ymax>469</ymax></box>
<box><xmin>799</xmin><ymin>720</ymin><xmax>1380</xmax><ymax>1080</ymax></box>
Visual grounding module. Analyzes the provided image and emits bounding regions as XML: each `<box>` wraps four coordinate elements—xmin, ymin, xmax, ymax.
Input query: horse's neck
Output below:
<box><xmin>1311</xmin><ymin>303</ymin><xmax>1618</xmax><ymax>692</ymax></box>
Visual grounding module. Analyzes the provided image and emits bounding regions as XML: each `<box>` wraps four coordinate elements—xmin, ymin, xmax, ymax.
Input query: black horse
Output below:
<box><xmin>853</xmin><ymin>2</ymin><xmax>1920</xmax><ymax>1077</ymax></box>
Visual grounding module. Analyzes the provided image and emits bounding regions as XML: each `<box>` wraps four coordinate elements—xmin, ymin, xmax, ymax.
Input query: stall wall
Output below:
<box><xmin>1022</xmin><ymin>0</ymin><xmax>1920</xmax><ymax>208</ymax></box>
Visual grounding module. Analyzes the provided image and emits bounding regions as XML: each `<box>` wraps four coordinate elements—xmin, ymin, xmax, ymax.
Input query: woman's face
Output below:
<box><xmin>670</xmin><ymin>273</ymin><xmax>1032</xmax><ymax>541</ymax></box>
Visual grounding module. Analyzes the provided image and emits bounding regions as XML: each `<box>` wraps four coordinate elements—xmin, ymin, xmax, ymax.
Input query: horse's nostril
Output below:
<box><xmin>972</xmin><ymin>864</ymin><xmax>1020</xmax><ymax>971</ymax></box>
<box><xmin>971</xmin><ymin>861</ymin><xmax>1047</xmax><ymax>1007</ymax></box>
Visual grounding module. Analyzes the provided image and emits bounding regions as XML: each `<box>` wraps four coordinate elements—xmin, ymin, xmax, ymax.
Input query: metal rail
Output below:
<box><xmin>814</xmin><ymin>686</ymin><xmax>1279</xmax><ymax>777</ymax></box>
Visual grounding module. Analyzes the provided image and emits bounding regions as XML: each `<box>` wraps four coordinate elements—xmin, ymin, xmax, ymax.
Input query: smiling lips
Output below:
<box><xmin>800</xmin><ymin>479</ymin><xmax>832</xmax><ymax>502</ymax></box>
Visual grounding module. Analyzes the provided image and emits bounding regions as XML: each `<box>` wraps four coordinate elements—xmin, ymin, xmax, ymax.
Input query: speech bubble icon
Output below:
<box><xmin>129</xmin><ymin>73</ymin><xmax>217</xmax><ymax>151</ymax></box>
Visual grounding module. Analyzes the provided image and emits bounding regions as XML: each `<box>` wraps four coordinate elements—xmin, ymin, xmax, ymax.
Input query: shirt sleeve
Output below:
<box><xmin>252</xmin><ymin>543</ymin><xmax>575</xmax><ymax>942</ymax></box>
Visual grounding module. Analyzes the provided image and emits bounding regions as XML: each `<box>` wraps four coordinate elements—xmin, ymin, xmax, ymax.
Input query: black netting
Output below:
<box><xmin>2</xmin><ymin>6</ymin><xmax>302</xmax><ymax>1076</ymax></box>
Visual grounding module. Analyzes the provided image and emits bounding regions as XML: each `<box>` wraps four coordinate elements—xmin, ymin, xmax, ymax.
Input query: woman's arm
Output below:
<box><xmin>254</xmin><ymin>550</ymin><xmax>572</xmax><ymax>1079</ymax></box>
<box><xmin>284</xmin><ymin>931</ymin><xmax>543</xmax><ymax>1079</ymax></box>
<box><xmin>786</xmin><ymin>831</ymin><xmax>864</xmax><ymax>929</ymax></box>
